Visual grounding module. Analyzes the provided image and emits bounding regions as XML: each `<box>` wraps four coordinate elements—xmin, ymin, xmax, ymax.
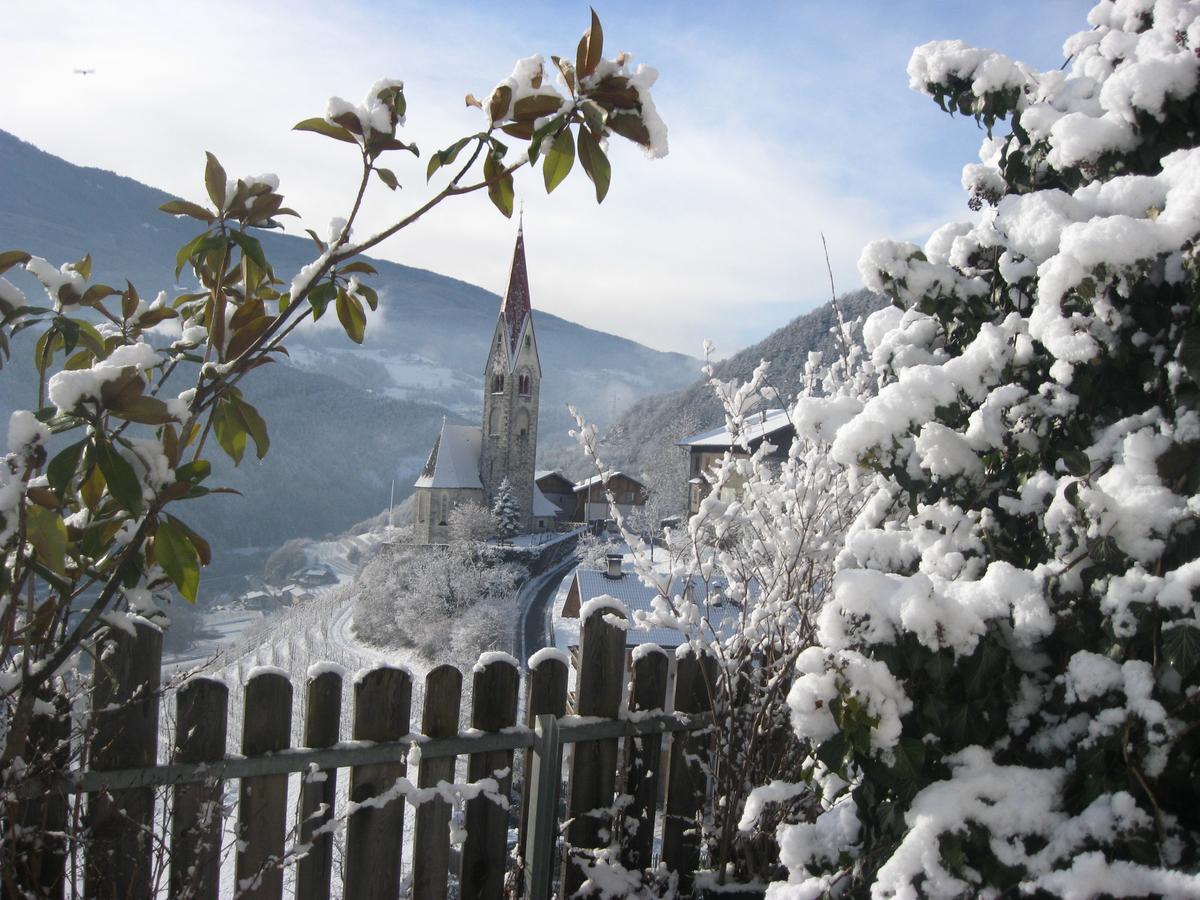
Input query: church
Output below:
<box><xmin>412</xmin><ymin>224</ymin><xmax>559</xmax><ymax>543</ymax></box>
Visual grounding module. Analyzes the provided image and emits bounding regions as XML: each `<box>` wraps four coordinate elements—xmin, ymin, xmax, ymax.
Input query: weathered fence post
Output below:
<box><xmin>295</xmin><ymin>667</ymin><xmax>343</xmax><ymax>900</ymax></box>
<box><xmin>459</xmin><ymin>654</ymin><xmax>519</xmax><ymax>900</ymax></box>
<box><xmin>621</xmin><ymin>645</ymin><xmax>669</xmax><ymax>873</ymax></box>
<box><xmin>85</xmin><ymin>620</ymin><xmax>162</xmax><ymax>900</ymax></box>
<box><xmin>169</xmin><ymin>677</ymin><xmax>228</xmax><ymax>900</ymax></box>
<box><xmin>17</xmin><ymin>692</ymin><xmax>70</xmax><ymax>899</ymax></box>
<box><xmin>518</xmin><ymin>650</ymin><xmax>568</xmax><ymax>851</ymax></box>
<box><xmin>561</xmin><ymin>602</ymin><xmax>627</xmax><ymax>895</ymax></box>
<box><xmin>235</xmin><ymin>669</ymin><xmax>293</xmax><ymax>900</ymax></box>
<box><xmin>662</xmin><ymin>649</ymin><xmax>716</xmax><ymax>895</ymax></box>
<box><xmin>522</xmin><ymin>714</ymin><xmax>561</xmax><ymax>900</ymax></box>
<box><xmin>343</xmin><ymin>665</ymin><xmax>413</xmax><ymax>900</ymax></box>
<box><xmin>412</xmin><ymin>664</ymin><xmax>463</xmax><ymax>900</ymax></box>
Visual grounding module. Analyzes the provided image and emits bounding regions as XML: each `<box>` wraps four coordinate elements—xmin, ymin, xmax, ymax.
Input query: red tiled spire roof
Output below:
<box><xmin>499</xmin><ymin>222</ymin><xmax>531</xmax><ymax>360</ymax></box>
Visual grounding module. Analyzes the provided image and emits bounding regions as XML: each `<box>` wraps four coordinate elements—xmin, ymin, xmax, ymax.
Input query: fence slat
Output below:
<box><xmin>18</xmin><ymin>694</ymin><xmax>69</xmax><ymax>899</ymax></box>
<box><xmin>235</xmin><ymin>670</ymin><xmax>293</xmax><ymax>900</ymax></box>
<box><xmin>622</xmin><ymin>646</ymin><xmax>670</xmax><ymax>873</ymax></box>
<box><xmin>459</xmin><ymin>656</ymin><xmax>519</xmax><ymax>900</ymax></box>
<box><xmin>413</xmin><ymin>664</ymin><xmax>463</xmax><ymax>900</ymax></box>
<box><xmin>662</xmin><ymin>651</ymin><xmax>715</xmax><ymax>895</ymax></box>
<box><xmin>170</xmin><ymin>677</ymin><xmax>228</xmax><ymax>900</ymax></box>
<box><xmin>343</xmin><ymin>665</ymin><xmax>413</xmax><ymax>900</ymax></box>
<box><xmin>561</xmin><ymin>607</ymin><xmax>627</xmax><ymax>895</ymax></box>
<box><xmin>518</xmin><ymin>653</ymin><xmax>568</xmax><ymax>852</ymax></box>
<box><xmin>295</xmin><ymin>669</ymin><xmax>342</xmax><ymax>900</ymax></box>
<box><xmin>523</xmin><ymin>715</ymin><xmax>561</xmax><ymax>900</ymax></box>
<box><xmin>85</xmin><ymin>620</ymin><xmax>162</xmax><ymax>900</ymax></box>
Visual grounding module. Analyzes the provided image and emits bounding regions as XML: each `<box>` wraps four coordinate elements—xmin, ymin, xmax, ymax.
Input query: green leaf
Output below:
<box><xmin>167</xmin><ymin>513</ymin><xmax>212</xmax><ymax>567</ymax></box>
<box><xmin>229</xmin><ymin>231</ymin><xmax>269</xmax><ymax>273</ymax></box>
<box><xmin>204</xmin><ymin>151</ymin><xmax>227</xmax><ymax>210</ymax></box>
<box><xmin>376</xmin><ymin>167</ymin><xmax>399</xmax><ymax>191</ymax></box>
<box><xmin>426</xmin><ymin>137</ymin><xmax>472</xmax><ymax>182</ymax></box>
<box><xmin>356</xmin><ymin>282</ymin><xmax>379</xmax><ymax>311</ymax></box>
<box><xmin>47</xmin><ymin>439</ymin><xmax>86</xmax><ymax>498</ymax></box>
<box><xmin>292</xmin><ymin>117</ymin><xmax>359</xmax><ymax>144</ymax></box>
<box><xmin>213</xmin><ymin>400</ymin><xmax>247</xmax><ymax>465</ymax></box>
<box><xmin>174</xmin><ymin>231</ymin><xmax>223</xmax><ymax>279</ymax></box>
<box><xmin>233</xmin><ymin>397</ymin><xmax>270</xmax><ymax>460</ymax></box>
<box><xmin>484</xmin><ymin>153</ymin><xmax>515</xmax><ymax>218</ymax></box>
<box><xmin>95</xmin><ymin>439</ymin><xmax>143</xmax><ymax>515</ymax></box>
<box><xmin>512</xmin><ymin>94</ymin><xmax>564</xmax><ymax>122</ymax></box>
<box><xmin>339</xmin><ymin>261</ymin><xmax>378</xmax><ymax>276</ymax></box>
<box><xmin>1061</xmin><ymin>449</ymin><xmax>1091</xmax><ymax>477</ymax></box>
<box><xmin>156</xmin><ymin>516</ymin><xmax>200</xmax><ymax>602</ymax></box>
<box><xmin>0</xmin><ymin>250</ymin><xmax>31</xmax><ymax>277</ymax></box>
<box><xmin>307</xmin><ymin>281</ymin><xmax>337</xmax><ymax>319</ymax></box>
<box><xmin>1164</xmin><ymin>624</ymin><xmax>1200</xmax><ymax>678</ymax></box>
<box><xmin>543</xmin><ymin>130</ymin><xmax>575</xmax><ymax>193</ymax></box>
<box><xmin>577</xmin><ymin>127</ymin><xmax>611</xmax><ymax>203</ymax></box>
<box><xmin>26</xmin><ymin>506</ymin><xmax>68</xmax><ymax>575</ymax></box>
<box><xmin>335</xmin><ymin>288</ymin><xmax>367</xmax><ymax>344</ymax></box>
<box><xmin>174</xmin><ymin>459</ymin><xmax>211</xmax><ymax>484</ymax></box>
<box><xmin>115</xmin><ymin>396</ymin><xmax>175</xmax><ymax>425</ymax></box>
<box><xmin>159</xmin><ymin>199</ymin><xmax>215</xmax><ymax>223</ymax></box>
<box><xmin>68</xmin><ymin>254</ymin><xmax>92</xmax><ymax>280</ymax></box>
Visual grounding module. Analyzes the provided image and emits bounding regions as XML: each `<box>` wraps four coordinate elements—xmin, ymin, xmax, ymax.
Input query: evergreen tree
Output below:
<box><xmin>492</xmin><ymin>478</ymin><xmax>521</xmax><ymax>539</ymax></box>
<box><xmin>766</xmin><ymin>4</ymin><xmax>1200</xmax><ymax>895</ymax></box>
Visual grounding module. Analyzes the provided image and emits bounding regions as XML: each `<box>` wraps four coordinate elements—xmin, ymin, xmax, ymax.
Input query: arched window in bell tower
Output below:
<box><xmin>515</xmin><ymin>407</ymin><xmax>530</xmax><ymax>439</ymax></box>
<box><xmin>491</xmin><ymin>373</ymin><xmax>505</xmax><ymax>394</ymax></box>
<box><xmin>489</xmin><ymin>406</ymin><xmax>501</xmax><ymax>436</ymax></box>
<box><xmin>518</xmin><ymin>372</ymin><xmax>531</xmax><ymax>397</ymax></box>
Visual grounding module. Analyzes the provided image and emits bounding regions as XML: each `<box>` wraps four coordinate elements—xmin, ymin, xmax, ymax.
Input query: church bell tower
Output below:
<box><xmin>479</xmin><ymin>223</ymin><xmax>541</xmax><ymax>528</ymax></box>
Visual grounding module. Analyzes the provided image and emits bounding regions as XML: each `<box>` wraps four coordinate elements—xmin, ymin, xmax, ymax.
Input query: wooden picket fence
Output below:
<box><xmin>13</xmin><ymin>605</ymin><xmax>717</xmax><ymax>900</ymax></box>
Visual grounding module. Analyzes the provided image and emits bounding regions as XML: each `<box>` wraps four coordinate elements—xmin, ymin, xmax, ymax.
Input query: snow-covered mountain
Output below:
<box><xmin>0</xmin><ymin>129</ymin><xmax>699</xmax><ymax>556</ymax></box>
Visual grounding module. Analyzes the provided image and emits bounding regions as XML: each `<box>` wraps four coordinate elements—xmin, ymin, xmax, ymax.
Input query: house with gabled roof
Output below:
<box><xmin>677</xmin><ymin>408</ymin><xmax>795</xmax><ymax>515</ymax></box>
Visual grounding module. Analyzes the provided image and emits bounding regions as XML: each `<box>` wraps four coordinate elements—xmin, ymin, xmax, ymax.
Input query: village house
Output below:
<box><xmin>571</xmin><ymin>470</ymin><xmax>647</xmax><ymax>527</ymax></box>
<box><xmin>677</xmin><ymin>408</ymin><xmax>795</xmax><ymax>515</ymax></box>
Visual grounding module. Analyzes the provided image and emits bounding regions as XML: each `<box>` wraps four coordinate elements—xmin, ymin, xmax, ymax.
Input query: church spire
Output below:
<box><xmin>498</xmin><ymin>223</ymin><xmax>532</xmax><ymax>362</ymax></box>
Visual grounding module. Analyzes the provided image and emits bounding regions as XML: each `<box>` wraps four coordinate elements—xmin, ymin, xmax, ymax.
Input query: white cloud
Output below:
<box><xmin>0</xmin><ymin>0</ymin><xmax>1072</xmax><ymax>355</ymax></box>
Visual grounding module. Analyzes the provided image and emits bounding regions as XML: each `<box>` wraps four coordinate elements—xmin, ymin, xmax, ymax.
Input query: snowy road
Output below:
<box><xmin>515</xmin><ymin>552</ymin><xmax>579</xmax><ymax>666</ymax></box>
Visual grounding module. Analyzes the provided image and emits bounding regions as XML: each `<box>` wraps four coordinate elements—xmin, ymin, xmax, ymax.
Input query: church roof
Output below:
<box><xmin>499</xmin><ymin>224</ymin><xmax>533</xmax><ymax>365</ymax></box>
<box><xmin>414</xmin><ymin>421</ymin><xmax>483</xmax><ymax>490</ymax></box>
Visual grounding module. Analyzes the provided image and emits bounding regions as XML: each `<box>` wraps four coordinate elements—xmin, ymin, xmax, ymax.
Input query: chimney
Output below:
<box><xmin>605</xmin><ymin>553</ymin><xmax>624</xmax><ymax>579</ymax></box>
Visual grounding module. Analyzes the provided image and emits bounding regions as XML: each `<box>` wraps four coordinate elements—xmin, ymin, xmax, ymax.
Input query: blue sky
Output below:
<box><xmin>1</xmin><ymin>1</ymin><xmax>1091</xmax><ymax>355</ymax></box>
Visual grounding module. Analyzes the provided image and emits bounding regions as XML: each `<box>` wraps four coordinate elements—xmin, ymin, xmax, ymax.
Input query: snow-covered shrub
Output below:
<box><xmin>771</xmin><ymin>4</ymin><xmax>1200</xmax><ymax>895</ymax></box>
<box><xmin>351</xmin><ymin>543</ymin><xmax>524</xmax><ymax>664</ymax></box>
<box><xmin>571</xmin><ymin>325</ymin><xmax>878</xmax><ymax>886</ymax></box>
<box><xmin>448</xmin><ymin>501</ymin><xmax>498</xmax><ymax>543</ymax></box>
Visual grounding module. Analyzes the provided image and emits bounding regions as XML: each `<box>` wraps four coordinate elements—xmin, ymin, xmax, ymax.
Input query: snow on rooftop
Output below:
<box><xmin>678</xmin><ymin>408</ymin><xmax>793</xmax><ymax>449</ymax></box>
<box><xmin>414</xmin><ymin>422</ymin><xmax>483</xmax><ymax>490</ymax></box>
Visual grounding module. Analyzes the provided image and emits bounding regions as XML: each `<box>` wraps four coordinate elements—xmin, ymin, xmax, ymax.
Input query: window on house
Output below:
<box><xmin>491</xmin><ymin>374</ymin><xmax>504</xmax><ymax>394</ymax></box>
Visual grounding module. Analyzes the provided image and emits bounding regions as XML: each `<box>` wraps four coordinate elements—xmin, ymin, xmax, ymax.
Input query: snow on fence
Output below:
<box><xmin>14</xmin><ymin>608</ymin><xmax>714</xmax><ymax>900</ymax></box>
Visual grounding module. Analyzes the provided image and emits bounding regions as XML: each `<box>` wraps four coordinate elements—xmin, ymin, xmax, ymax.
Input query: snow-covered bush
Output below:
<box><xmin>770</xmin><ymin>3</ymin><xmax>1200</xmax><ymax>896</ymax></box>
<box><xmin>571</xmin><ymin>324</ymin><xmax>878</xmax><ymax>886</ymax></box>
<box><xmin>448</xmin><ymin>501</ymin><xmax>498</xmax><ymax>543</ymax></box>
<box><xmin>351</xmin><ymin>542</ymin><xmax>524</xmax><ymax>663</ymax></box>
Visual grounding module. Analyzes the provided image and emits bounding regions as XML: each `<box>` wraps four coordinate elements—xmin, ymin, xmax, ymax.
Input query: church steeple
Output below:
<box><xmin>498</xmin><ymin>220</ymin><xmax>532</xmax><ymax>368</ymax></box>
